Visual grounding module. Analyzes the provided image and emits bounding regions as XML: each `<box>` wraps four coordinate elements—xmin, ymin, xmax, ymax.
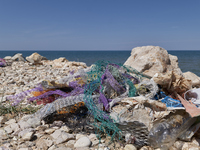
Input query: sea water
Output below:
<box><xmin>0</xmin><ymin>50</ymin><xmax>200</xmax><ymax>76</ymax></box>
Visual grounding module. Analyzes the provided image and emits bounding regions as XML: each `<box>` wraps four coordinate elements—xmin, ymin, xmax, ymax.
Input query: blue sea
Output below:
<box><xmin>0</xmin><ymin>50</ymin><xmax>200</xmax><ymax>76</ymax></box>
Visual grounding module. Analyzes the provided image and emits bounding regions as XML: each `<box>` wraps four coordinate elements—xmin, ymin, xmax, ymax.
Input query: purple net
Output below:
<box><xmin>0</xmin><ymin>58</ymin><xmax>6</xmax><ymax>67</ymax></box>
<box><xmin>7</xmin><ymin>84</ymin><xmax>44</xmax><ymax>105</ymax></box>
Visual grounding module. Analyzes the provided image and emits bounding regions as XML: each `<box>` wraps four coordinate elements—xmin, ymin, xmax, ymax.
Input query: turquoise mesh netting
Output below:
<box><xmin>83</xmin><ymin>60</ymin><xmax>147</xmax><ymax>141</ymax></box>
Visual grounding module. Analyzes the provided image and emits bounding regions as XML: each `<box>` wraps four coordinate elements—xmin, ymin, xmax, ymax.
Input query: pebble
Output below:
<box><xmin>124</xmin><ymin>144</ymin><xmax>137</xmax><ymax>150</ymax></box>
<box><xmin>22</xmin><ymin>131</ymin><xmax>34</xmax><ymax>141</ymax></box>
<box><xmin>45</xmin><ymin>128</ymin><xmax>56</xmax><ymax>134</ymax></box>
<box><xmin>74</xmin><ymin>136</ymin><xmax>92</xmax><ymax>148</ymax></box>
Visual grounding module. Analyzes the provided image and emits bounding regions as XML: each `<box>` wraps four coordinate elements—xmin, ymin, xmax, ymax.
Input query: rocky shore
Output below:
<box><xmin>1</xmin><ymin>46</ymin><xmax>200</xmax><ymax>150</ymax></box>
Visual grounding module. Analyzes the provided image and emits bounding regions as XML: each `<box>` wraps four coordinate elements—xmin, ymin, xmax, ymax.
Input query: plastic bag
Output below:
<box><xmin>148</xmin><ymin>110</ymin><xmax>197</xmax><ymax>149</ymax></box>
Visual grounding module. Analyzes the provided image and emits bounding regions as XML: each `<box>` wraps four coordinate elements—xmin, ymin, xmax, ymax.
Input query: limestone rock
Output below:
<box><xmin>53</xmin><ymin>57</ymin><xmax>69</xmax><ymax>63</ymax></box>
<box><xmin>124</xmin><ymin>46</ymin><xmax>182</xmax><ymax>77</ymax></box>
<box><xmin>18</xmin><ymin>128</ymin><xmax>35</xmax><ymax>138</ymax></box>
<box><xmin>4</xmin><ymin>125</ymin><xmax>13</xmax><ymax>134</ymax></box>
<box><xmin>5</xmin><ymin>118</ymin><xmax>16</xmax><ymax>125</ymax></box>
<box><xmin>183</xmin><ymin>71</ymin><xmax>200</xmax><ymax>87</ymax></box>
<box><xmin>0</xmin><ymin>129</ymin><xmax>8</xmax><ymax>140</ymax></box>
<box><xmin>140</xmin><ymin>146</ymin><xmax>154</xmax><ymax>150</ymax></box>
<box><xmin>22</xmin><ymin>131</ymin><xmax>34</xmax><ymax>141</ymax></box>
<box><xmin>124</xmin><ymin>144</ymin><xmax>137</xmax><ymax>150</ymax></box>
<box><xmin>65</xmin><ymin>140</ymin><xmax>76</xmax><ymax>148</ymax></box>
<box><xmin>0</xmin><ymin>116</ymin><xmax>6</xmax><ymax>125</ymax></box>
<box><xmin>36</xmin><ymin>138</ymin><xmax>48</xmax><ymax>150</ymax></box>
<box><xmin>182</xmin><ymin>142</ymin><xmax>200</xmax><ymax>150</ymax></box>
<box><xmin>26</xmin><ymin>52</ymin><xmax>47</xmax><ymax>64</ymax></box>
<box><xmin>45</xmin><ymin>128</ymin><xmax>56</xmax><ymax>134</ymax></box>
<box><xmin>50</xmin><ymin>130</ymin><xmax>75</xmax><ymax>144</ymax></box>
<box><xmin>3</xmin><ymin>56</ymin><xmax>13</xmax><ymax>66</ymax></box>
<box><xmin>74</xmin><ymin>136</ymin><xmax>92</xmax><ymax>148</ymax></box>
<box><xmin>12</xmin><ymin>53</ymin><xmax>25</xmax><ymax>62</ymax></box>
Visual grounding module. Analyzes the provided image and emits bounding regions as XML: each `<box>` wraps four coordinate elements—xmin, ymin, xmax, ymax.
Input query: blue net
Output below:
<box><xmin>83</xmin><ymin>60</ymin><xmax>147</xmax><ymax>141</ymax></box>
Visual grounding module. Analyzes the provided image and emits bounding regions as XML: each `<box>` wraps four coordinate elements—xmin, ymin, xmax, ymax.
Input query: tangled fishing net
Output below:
<box><xmin>83</xmin><ymin>60</ymin><xmax>147</xmax><ymax>140</ymax></box>
<box><xmin>7</xmin><ymin>60</ymin><xmax>149</xmax><ymax>142</ymax></box>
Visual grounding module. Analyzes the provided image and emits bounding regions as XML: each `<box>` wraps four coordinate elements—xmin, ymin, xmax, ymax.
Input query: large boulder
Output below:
<box><xmin>26</xmin><ymin>53</ymin><xmax>47</xmax><ymax>64</ymax></box>
<box><xmin>124</xmin><ymin>46</ymin><xmax>182</xmax><ymax>77</ymax></box>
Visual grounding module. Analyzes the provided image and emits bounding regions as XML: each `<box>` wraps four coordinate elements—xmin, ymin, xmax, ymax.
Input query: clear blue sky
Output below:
<box><xmin>0</xmin><ymin>0</ymin><xmax>200</xmax><ymax>50</ymax></box>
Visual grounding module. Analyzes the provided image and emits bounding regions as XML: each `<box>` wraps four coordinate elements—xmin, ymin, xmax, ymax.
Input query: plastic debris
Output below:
<box><xmin>136</xmin><ymin>79</ymin><xmax>158</xmax><ymax>99</ymax></box>
<box><xmin>153</xmin><ymin>71</ymin><xmax>192</xmax><ymax>95</ymax></box>
<box><xmin>149</xmin><ymin>110</ymin><xmax>197</xmax><ymax>149</ymax></box>
<box><xmin>184</xmin><ymin>88</ymin><xmax>200</xmax><ymax>106</ymax></box>
<box><xmin>5</xmin><ymin>60</ymin><xmax>200</xmax><ymax>149</ymax></box>
<box><xmin>0</xmin><ymin>58</ymin><xmax>6</xmax><ymax>67</ymax></box>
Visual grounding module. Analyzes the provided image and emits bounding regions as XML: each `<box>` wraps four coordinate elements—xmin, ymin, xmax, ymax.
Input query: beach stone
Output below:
<box><xmin>74</xmin><ymin>136</ymin><xmax>92</xmax><ymax>148</ymax></box>
<box><xmin>26</xmin><ymin>52</ymin><xmax>47</xmax><ymax>64</ymax></box>
<box><xmin>53</xmin><ymin>57</ymin><xmax>68</xmax><ymax>63</ymax></box>
<box><xmin>45</xmin><ymin>128</ymin><xmax>56</xmax><ymax>134</ymax></box>
<box><xmin>0</xmin><ymin>116</ymin><xmax>6</xmax><ymax>125</ymax></box>
<box><xmin>50</xmin><ymin>130</ymin><xmax>75</xmax><ymax>144</ymax></box>
<box><xmin>5</xmin><ymin>118</ymin><xmax>16</xmax><ymax>125</ymax></box>
<box><xmin>124</xmin><ymin>144</ymin><xmax>137</xmax><ymax>150</ymax></box>
<box><xmin>65</xmin><ymin>140</ymin><xmax>76</xmax><ymax>148</ymax></box>
<box><xmin>4</xmin><ymin>125</ymin><xmax>13</xmax><ymax>134</ymax></box>
<box><xmin>18</xmin><ymin>128</ymin><xmax>35</xmax><ymax>138</ymax></box>
<box><xmin>18</xmin><ymin>148</ymin><xmax>29</xmax><ymax>150</ymax></box>
<box><xmin>183</xmin><ymin>71</ymin><xmax>200</xmax><ymax>87</ymax></box>
<box><xmin>60</xmin><ymin>125</ymin><xmax>72</xmax><ymax>133</ymax></box>
<box><xmin>0</xmin><ymin>128</ymin><xmax>8</xmax><ymax>140</ymax></box>
<box><xmin>22</xmin><ymin>131</ymin><xmax>34</xmax><ymax>141</ymax></box>
<box><xmin>55</xmin><ymin>147</ymin><xmax>72</xmax><ymax>150</ymax></box>
<box><xmin>140</xmin><ymin>146</ymin><xmax>154</xmax><ymax>150</ymax></box>
<box><xmin>124</xmin><ymin>46</ymin><xmax>182</xmax><ymax>77</ymax></box>
<box><xmin>12</xmin><ymin>53</ymin><xmax>25</xmax><ymax>62</ymax></box>
<box><xmin>182</xmin><ymin>142</ymin><xmax>200</xmax><ymax>150</ymax></box>
<box><xmin>36</xmin><ymin>138</ymin><xmax>48</xmax><ymax>150</ymax></box>
<box><xmin>76</xmin><ymin>133</ymin><xmax>85</xmax><ymax>140</ymax></box>
<box><xmin>173</xmin><ymin>140</ymin><xmax>184</xmax><ymax>149</ymax></box>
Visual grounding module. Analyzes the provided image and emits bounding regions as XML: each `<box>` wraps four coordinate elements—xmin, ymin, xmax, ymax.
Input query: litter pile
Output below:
<box><xmin>6</xmin><ymin>60</ymin><xmax>200</xmax><ymax>149</ymax></box>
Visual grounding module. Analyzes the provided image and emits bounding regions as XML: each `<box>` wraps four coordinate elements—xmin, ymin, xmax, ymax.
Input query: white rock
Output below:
<box><xmin>60</xmin><ymin>125</ymin><xmax>72</xmax><ymax>133</ymax></box>
<box><xmin>124</xmin><ymin>46</ymin><xmax>182</xmax><ymax>77</ymax></box>
<box><xmin>0</xmin><ymin>129</ymin><xmax>8</xmax><ymax>140</ymax></box>
<box><xmin>18</xmin><ymin>120</ymin><xmax>31</xmax><ymax>129</ymax></box>
<box><xmin>66</xmin><ymin>140</ymin><xmax>76</xmax><ymax>147</ymax></box>
<box><xmin>76</xmin><ymin>133</ymin><xmax>85</xmax><ymax>140</ymax></box>
<box><xmin>48</xmin><ymin>145</ymin><xmax>56</xmax><ymax>150</ymax></box>
<box><xmin>5</xmin><ymin>118</ymin><xmax>16</xmax><ymax>125</ymax></box>
<box><xmin>55</xmin><ymin>147</ymin><xmax>73</xmax><ymax>150</ymax></box>
<box><xmin>74</xmin><ymin>136</ymin><xmax>92</xmax><ymax>148</ymax></box>
<box><xmin>0</xmin><ymin>116</ymin><xmax>6</xmax><ymax>124</ymax></box>
<box><xmin>45</xmin><ymin>128</ymin><xmax>56</xmax><ymax>134</ymax></box>
<box><xmin>26</xmin><ymin>52</ymin><xmax>47</xmax><ymax>64</ymax></box>
<box><xmin>182</xmin><ymin>142</ymin><xmax>200</xmax><ymax>150</ymax></box>
<box><xmin>18</xmin><ymin>128</ymin><xmax>35</xmax><ymax>138</ymax></box>
<box><xmin>88</xmin><ymin>133</ymin><xmax>98</xmax><ymax>140</ymax></box>
<box><xmin>173</xmin><ymin>140</ymin><xmax>184</xmax><ymax>149</ymax></box>
<box><xmin>124</xmin><ymin>144</ymin><xmax>137</xmax><ymax>150</ymax></box>
<box><xmin>10</xmin><ymin>122</ymin><xmax>20</xmax><ymax>132</ymax></box>
<box><xmin>4</xmin><ymin>125</ymin><xmax>13</xmax><ymax>134</ymax></box>
<box><xmin>183</xmin><ymin>71</ymin><xmax>200</xmax><ymax>87</ymax></box>
<box><xmin>22</xmin><ymin>131</ymin><xmax>34</xmax><ymax>141</ymax></box>
<box><xmin>50</xmin><ymin>130</ymin><xmax>75</xmax><ymax>144</ymax></box>
<box><xmin>18</xmin><ymin>148</ymin><xmax>29</xmax><ymax>150</ymax></box>
<box><xmin>12</xmin><ymin>53</ymin><xmax>25</xmax><ymax>62</ymax></box>
<box><xmin>36</xmin><ymin>138</ymin><xmax>48</xmax><ymax>150</ymax></box>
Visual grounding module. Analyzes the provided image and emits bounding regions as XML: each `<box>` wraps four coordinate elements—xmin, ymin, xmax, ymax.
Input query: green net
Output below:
<box><xmin>83</xmin><ymin>60</ymin><xmax>148</xmax><ymax>141</ymax></box>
